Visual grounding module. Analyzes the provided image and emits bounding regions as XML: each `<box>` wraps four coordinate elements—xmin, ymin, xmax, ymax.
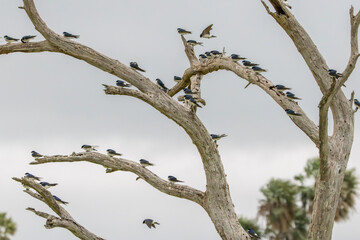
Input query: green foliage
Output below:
<box><xmin>0</xmin><ymin>212</ymin><xmax>17</xmax><ymax>240</ymax></box>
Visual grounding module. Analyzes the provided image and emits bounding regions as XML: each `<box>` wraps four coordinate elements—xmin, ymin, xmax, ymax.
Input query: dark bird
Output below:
<box><xmin>210</xmin><ymin>50</ymin><xmax>222</xmax><ymax>58</ymax></box>
<box><xmin>168</xmin><ymin>175</ymin><xmax>184</xmax><ymax>183</ymax></box>
<box><xmin>248</xmin><ymin>228</ymin><xmax>261</xmax><ymax>239</ymax></box>
<box><xmin>285</xmin><ymin>109</ymin><xmax>302</xmax><ymax>116</ymax></box>
<box><xmin>174</xmin><ymin>76</ymin><xmax>182</xmax><ymax>82</ymax></box>
<box><xmin>231</xmin><ymin>54</ymin><xmax>246</xmax><ymax>62</ymax></box>
<box><xmin>53</xmin><ymin>195</ymin><xmax>69</xmax><ymax>205</ymax></box>
<box><xmin>177</xmin><ymin>28</ymin><xmax>192</xmax><ymax>35</ymax></box>
<box><xmin>130</xmin><ymin>62</ymin><xmax>146</xmax><ymax>72</ymax></box>
<box><xmin>116</xmin><ymin>80</ymin><xmax>131</xmax><ymax>88</ymax></box>
<box><xmin>252</xmin><ymin>66</ymin><xmax>267</xmax><ymax>73</ymax></box>
<box><xmin>286</xmin><ymin>91</ymin><xmax>302</xmax><ymax>100</ymax></box>
<box><xmin>25</xmin><ymin>172</ymin><xmax>41</xmax><ymax>181</ymax></box>
<box><xmin>4</xmin><ymin>35</ymin><xmax>19</xmax><ymax>43</ymax></box>
<box><xmin>354</xmin><ymin>99</ymin><xmax>360</xmax><ymax>109</ymax></box>
<box><xmin>143</xmin><ymin>219</ymin><xmax>160</xmax><ymax>229</ymax></box>
<box><xmin>271</xmin><ymin>84</ymin><xmax>291</xmax><ymax>92</ymax></box>
<box><xmin>63</xmin><ymin>32</ymin><xmax>79</xmax><ymax>39</ymax></box>
<box><xmin>200</xmin><ymin>24</ymin><xmax>216</xmax><ymax>39</ymax></box>
<box><xmin>106</xmin><ymin>149</ymin><xmax>122</xmax><ymax>157</ymax></box>
<box><xmin>199</xmin><ymin>54</ymin><xmax>207</xmax><ymax>62</ymax></box>
<box><xmin>328</xmin><ymin>69</ymin><xmax>343</xmax><ymax>79</ymax></box>
<box><xmin>205</xmin><ymin>51</ymin><xmax>212</xmax><ymax>58</ymax></box>
<box><xmin>187</xmin><ymin>40</ymin><xmax>203</xmax><ymax>46</ymax></box>
<box><xmin>140</xmin><ymin>159</ymin><xmax>154</xmax><ymax>167</ymax></box>
<box><xmin>184</xmin><ymin>95</ymin><xmax>202</xmax><ymax>108</ymax></box>
<box><xmin>184</xmin><ymin>88</ymin><xmax>196</xmax><ymax>95</ymax></box>
<box><xmin>31</xmin><ymin>151</ymin><xmax>43</xmax><ymax>159</ymax></box>
<box><xmin>156</xmin><ymin>78</ymin><xmax>168</xmax><ymax>91</ymax></box>
<box><xmin>81</xmin><ymin>144</ymin><xmax>98</xmax><ymax>152</ymax></box>
<box><xmin>210</xmin><ymin>134</ymin><xmax>227</xmax><ymax>142</ymax></box>
<box><xmin>242</xmin><ymin>60</ymin><xmax>259</xmax><ymax>67</ymax></box>
<box><xmin>21</xmin><ymin>35</ymin><xmax>36</xmax><ymax>43</ymax></box>
<box><xmin>40</xmin><ymin>182</ymin><xmax>58</xmax><ymax>189</ymax></box>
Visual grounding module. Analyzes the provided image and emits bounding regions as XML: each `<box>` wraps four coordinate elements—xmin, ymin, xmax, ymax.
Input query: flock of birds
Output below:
<box><xmin>12</xmin><ymin>22</ymin><xmax>356</xmax><ymax>239</ymax></box>
<box><xmin>26</xmin><ymin>134</ymin><xmax>227</xmax><ymax>231</ymax></box>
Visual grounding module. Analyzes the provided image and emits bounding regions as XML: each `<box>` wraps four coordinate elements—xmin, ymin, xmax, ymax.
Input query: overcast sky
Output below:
<box><xmin>1</xmin><ymin>0</ymin><xmax>360</xmax><ymax>239</ymax></box>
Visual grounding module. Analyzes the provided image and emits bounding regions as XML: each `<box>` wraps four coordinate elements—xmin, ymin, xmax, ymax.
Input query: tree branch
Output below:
<box><xmin>0</xmin><ymin>40</ymin><xmax>57</xmax><ymax>54</ymax></box>
<box><xmin>28</xmin><ymin>152</ymin><xmax>205</xmax><ymax>205</ymax></box>
<box><xmin>13</xmin><ymin>178</ymin><xmax>105</xmax><ymax>240</ymax></box>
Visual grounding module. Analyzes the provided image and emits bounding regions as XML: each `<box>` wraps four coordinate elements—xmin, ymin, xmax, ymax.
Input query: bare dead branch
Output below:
<box><xmin>28</xmin><ymin>153</ymin><xmax>205</xmax><ymax>205</ymax></box>
<box><xmin>0</xmin><ymin>40</ymin><xmax>57</xmax><ymax>54</ymax></box>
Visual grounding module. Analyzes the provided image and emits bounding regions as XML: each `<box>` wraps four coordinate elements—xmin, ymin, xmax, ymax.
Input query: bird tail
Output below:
<box><xmin>199</xmin><ymin>42</ymin><xmax>203</xmax><ymax>46</ymax></box>
<box><xmin>61</xmin><ymin>201</ymin><xmax>69</xmax><ymax>205</ymax></box>
<box><xmin>219</xmin><ymin>134</ymin><xmax>228</xmax><ymax>138</ymax></box>
<box><xmin>49</xmin><ymin>183</ymin><xmax>58</xmax><ymax>187</ymax></box>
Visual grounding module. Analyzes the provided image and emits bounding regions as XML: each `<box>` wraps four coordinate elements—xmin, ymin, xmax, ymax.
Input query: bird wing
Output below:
<box><xmin>146</xmin><ymin>221</ymin><xmax>152</xmax><ymax>228</ymax></box>
<box><xmin>201</xmin><ymin>24</ymin><xmax>213</xmax><ymax>35</ymax></box>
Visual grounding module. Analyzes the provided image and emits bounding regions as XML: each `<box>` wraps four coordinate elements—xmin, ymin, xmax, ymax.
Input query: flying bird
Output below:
<box><xmin>184</xmin><ymin>95</ymin><xmax>202</xmax><ymax>108</ymax></box>
<box><xmin>354</xmin><ymin>99</ymin><xmax>360</xmax><ymax>109</ymax></box>
<box><xmin>252</xmin><ymin>66</ymin><xmax>267</xmax><ymax>73</ymax></box>
<box><xmin>116</xmin><ymin>80</ymin><xmax>131</xmax><ymax>88</ymax></box>
<box><xmin>143</xmin><ymin>219</ymin><xmax>160</xmax><ymax>229</ymax></box>
<box><xmin>177</xmin><ymin>28</ymin><xmax>192</xmax><ymax>35</ymax></box>
<box><xmin>40</xmin><ymin>182</ymin><xmax>58</xmax><ymax>189</ymax></box>
<box><xmin>21</xmin><ymin>35</ymin><xmax>36</xmax><ymax>43</ymax></box>
<box><xmin>248</xmin><ymin>228</ymin><xmax>261</xmax><ymax>239</ymax></box>
<box><xmin>81</xmin><ymin>145</ymin><xmax>98</xmax><ymax>152</ymax></box>
<box><xmin>210</xmin><ymin>134</ymin><xmax>227</xmax><ymax>142</ymax></box>
<box><xmin>187</xmin><ymin>40</ymin><xmax>203</xmax><ymax>46</ymax></box>
<box><xmin>156</xmin><ymin>78</ymin><xmax>168</xmax><ymax>91</ymax></box>
<box><xmin>231</xmin><ymin>54</ymin><xmax>246</xmax><ymax>62</ymax></box>
<box><xmin>140</xmin><ymin>159</ymin><xmax>154</xmax><ymax>167</ymax></box>
<box><xmin>106</xmin><ymin>149</ymin><xmax>122</xmax><ymax>157</ymax></box>
<box><xmin>63</xmin><ymin>32</ymin><xmax>79</xmax><ymax>39</ymax></box>
<box><xmin>271</xmin><ymin>84</ymin><xmax>291</xmax><ymax>92</ymax></box>
<box><xmin>242</xmin><ymin>60</ymin><xmax>259</xmax><ymax>67</ymax></box>
<box><xmin>168</xmin><ymin>175</ymin><xmax>184</xmax><ymax>183</ymax></box>
<box><xmin>200</xmin><ymin>24</ymin><xmax>216</xmax><ymax>39</ymax></box>
<box><xmin>53</xmin><ymin>195</ymin><xmax>69</xmax><ymax>205</ymax></box>
<box><xmin>31</xmin><ymin>151</ymin><xmax>43</xmax><ymax>159</ymax></box>
<box><xmin>4</xmin><ymin>35</ymin><xmax>19</xmax><ymax>43</ymax></box>
<box><xmin>285</xmin><ymin>109</ymin><xmax>302</xmax><ymax>116</ymax></box>
<box><xmin>174</xmin><ymin>76</ymin><xmax>182</xmax><ymax>82</ymax></box>
<box><xmin>328</xmin><ymin>69</ymin><xmax>343</xmax><ymax>79</ymax></box>
<box><xmin>286</xmin><ymin>91</ymin><xmax>302</xmax><ymax>100</ymax></box>
<box><xmin>25</xmin><ymin>172</ymin><xmax>41</xmax><ymax>181</ymax></box>
<box><xmin>130</xmin><ymin>62</ymin><xmax>146</xmax><ymax>72</ymax></box>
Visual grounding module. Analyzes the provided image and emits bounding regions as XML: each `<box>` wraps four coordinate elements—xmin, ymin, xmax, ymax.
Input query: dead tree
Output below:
<box><xmin>1</xmin><ymin>0</ymin><xmax>359</xmax><ymax>239</ymax></box>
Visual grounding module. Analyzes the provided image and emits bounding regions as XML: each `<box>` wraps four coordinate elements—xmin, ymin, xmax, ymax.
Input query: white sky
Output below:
<box><xmin>1</xmin><ymin>0</ymin><xmax>360</xmax><ymax>239</ymax></box>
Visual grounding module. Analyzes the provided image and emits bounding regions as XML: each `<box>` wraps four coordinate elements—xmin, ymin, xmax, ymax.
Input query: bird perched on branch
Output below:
<box><xmin>81</xmin><ymin>145</ymin><xmax>98</xmax><ymax>152</ymax></box>
<box><xmin>40</xmin><ymin>182</ymin><xmax>58</xmax><ymax>189</ymax></box>
<box><xmin>184</xmin><ymin>95</ymin><xmax>202</xmax><ymax>108</ymax></box>
<box><xmin>140</xmin><ymin>159</ymin><xmax>154</xmax><ymax>167</ymax></box>
<box><xmin>130</xmin><ymin>62</ymin><xmax>146</xmax><ymax>72</ymax></box>
<box><xmin>248</xmin><ymin>228</ymin><xmax>261</xmax><ymax>239</ymax></box>
<box><xmin>210</xmin><ymin>134</ymin><xmax>227</xmax><ymax>142</ymax></box>
<box><xmin>25</xmin><ymin>172</ymin><xmax>41</xmax><ymax>181</ymax></box>
<box><xmin>177</xmin><ymin>28</ymin><xmax>192</xmax><ymax>35</ymax></box>
<box><xmin>285</xmin><ymin>109</ymin><xmax>302</xmax><ymax>116</ymax></box>
<box><xmin>21</xmin><ymin>35</ymin><xmax>36</xmax><ymax>43</ymax></box>
<box><xmin>242</xmin><ymin>60</ymin><xmax>259</xmax><ymax>67</ymax></box>
<box><xmin>354</xmin><ymin>99</ymin><xmax>360</xmax><ymax>109</ymax></box>
<box><xmin>210</xmin><ymin>50</ymin><xmax>222</xmax><ymax>58</ymax></box>
<box><xmin>143</xmin><ymin>219</ymin><xmax>160</xmax><ymax>229</ymax></box>
<box><xmin>328</xmin><ymin>69</ymin><xmax>343</xmax><ymax>79</ymax></box>
<box><xmin>200</xmin><ymin>24</ymin><xmax>216</xmax><ymax>39</ymax></box>
<box><xmin>252</xmin><ymin>66</ymin><xmax>267</xmax><ymax>73</ymax></box>
<box><xmin>106</xmin><ymin>149</ymin><xmax>122</xmax><ymax>157</ymax></box>
<box><xmin>63</xmin><ymin>32</ymin><xmax>79</xmax><ymax>39</ymax></box>
<box><xmin>4</xmin><ymin>35</ymin><xmax>19</xmax><ymax>43</ymax></box>
<box><xmin>174</xmin><ymin>76</ymin><xmax>182</xmax><ymax>82</ymax></box>
<box><xmin>187</xmin><ymin>40</ymin><xmax>203</xmax><ymax>46</ymax></box>
<box><xmin>156</xmin><ymin>78</ymin><xmax>168</xmax><ymax>92</ymax></box>
<box><xmin>168</xmin><ymin>176</ymin><xmax>184</xmax><ymax>183</ymax></box>
<box><xmin>184</xmin><ymin>88</ymin><xmax>196</xmax><ymax>95</ymax></box>
<box><xmin>53</xmin><ymin>195</ymin><xmax>69</xmax><ymax>205</ymax></box>
<box><xmin>31</xmin><ymin>151</ymin><xmax>43</xmax><ymax>159</ymax></box>
<box><xmin>199</xmin><ymin>54</ymin><xmax>207</xmax><ymax>62</ymax></box>
<box><xmin>116</xmin><ymin>80</ymin><xmax>131</xmax><ymax>88</ymax></box>
<box><xmin>231</xmin><ymin>54</ymin><xmax>246</xmax><ymax>62</ymax></box>
<box><xmin>286</xmin><ymin>91</ymin><xmax>302</xmax><ymax>100</ymax></box>
<box><xmin>271</xmin><ymin>84</ymin><xmax>291</xmax><ymax>92</ymax></box>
